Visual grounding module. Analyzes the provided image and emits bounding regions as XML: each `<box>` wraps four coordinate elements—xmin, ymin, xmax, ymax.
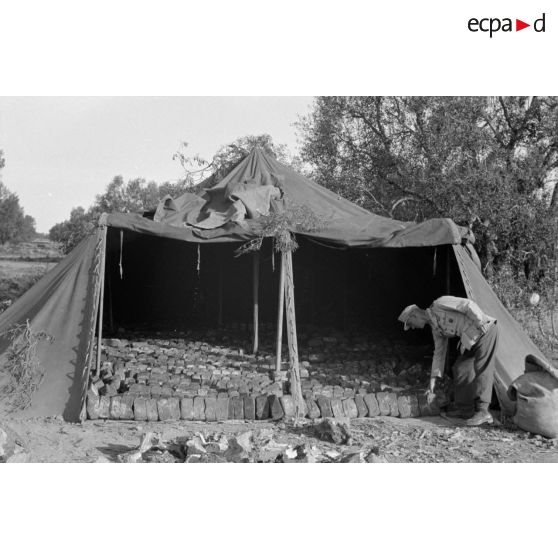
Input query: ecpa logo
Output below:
<box><xmin>468</xmin><ymin>13</ymin><xmax>546</xmax><ymax>37</ymax></box>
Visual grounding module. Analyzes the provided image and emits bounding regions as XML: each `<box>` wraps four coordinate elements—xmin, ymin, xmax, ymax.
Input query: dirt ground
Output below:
<box><xmin>2</xmin><ymin>412</ymin><xmax>558</xmax><ymax>463</ymax></box>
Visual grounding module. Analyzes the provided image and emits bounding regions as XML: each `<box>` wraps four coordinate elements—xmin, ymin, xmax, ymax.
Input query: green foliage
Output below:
<box><xmin>20</xmin><ymin>215</ymin><xmax>37</xmax><ymax>242</ymax></box>
<box><xmin>489</xmin><ymin>265</ymin><xmax>558</xmax><ymax>362</ymax></box>
<box><xmin>94</xmin><ymin>175</ymin><xmax>179</xmax><ymax>214</ymax></box>
<box><xmin>0</xmin><ymin>187</ymin><xmax>25</xmax><ymax>244</ymax></box>
<box><xmin>261</xmin><ymin>197</ymin><xmax>326</xmax><ymax>250</ymax></box>
<box><xmin>0</xmin><ymin>186</ymin><xmax>36</xmax><ymax>245</ymax></box>
<box><xmin>48</xmin><ymin>206</ymin><xmax>96</xmax><ymax>254</ymax></box>
<box><xmin>0</xmin><ymin>320</ymin><xmax>54</xmax><ymax>411</ymax></box>
<box><xmin>0</xmin><ymin>268</ymin><xmax>47</xmax><ymax>311</ymax></box>
<box><xmin>0</xmin><ymin>150</ymin><xmax>37</xmax><ymax>245</ymax></box>
<box><xmin>298</xmin><ymin>96</ymin><xmax>558</xmax><ymax>350</ymax></box>
<box><xmin>298</xmin><ymin>96</ymin><xmax>558</xmax><ymax>286</ymax></box>
<box><xmin>49</xmin><ymin>176</ymin><xmax>194</xmax><ymax>254</ymax></box>
<box><xmin>235</xmin><ymin>197</ymin><xmax>326</xmax><ymax>256</ymax></box>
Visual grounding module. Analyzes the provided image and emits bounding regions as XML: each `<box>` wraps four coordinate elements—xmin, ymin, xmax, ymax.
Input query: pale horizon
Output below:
<box><xmin>0</xmin><ymin>96</ymin><xmax>314</xmax><ymax>233</ymax></box>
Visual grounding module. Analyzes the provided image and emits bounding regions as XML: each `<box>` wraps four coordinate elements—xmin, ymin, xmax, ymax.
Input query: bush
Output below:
<box><xmin>489</xmin><ymin>265</ymin><xmax>558</xmax><ymax>364</ymax></box>
<box><xmin>0</xmin><ymin>269</ymin><xmax>47</xmax><ymax>315</ymax></box>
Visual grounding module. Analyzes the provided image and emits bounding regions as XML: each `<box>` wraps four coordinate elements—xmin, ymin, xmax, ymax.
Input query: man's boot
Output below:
<box><xmin>464</xmin><ymin>403</ymin><xmax>493</xmax><ymax>426</ymax></box>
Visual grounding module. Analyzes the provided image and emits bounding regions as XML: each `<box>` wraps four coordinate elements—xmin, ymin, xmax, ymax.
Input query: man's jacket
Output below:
<box><xmin>426</xmin><ymin>296</ymin><xmax>496</xmax><ymax>378</ymax></box>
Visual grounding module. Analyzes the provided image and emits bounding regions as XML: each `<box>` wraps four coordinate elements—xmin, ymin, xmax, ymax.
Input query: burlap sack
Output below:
<box><xmin>508</xmin><ymin>355</ymin><xmax>558</xmax><ymax>438</ymax></box>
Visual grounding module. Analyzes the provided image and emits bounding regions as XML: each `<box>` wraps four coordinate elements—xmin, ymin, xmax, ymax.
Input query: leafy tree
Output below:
<box><xmin>49</xmin><ymin>176</ymin><xmax>194</xmax><ymax>253</ymax></box>
<box><xmin>20</xmin><ymin>215</ymin><xmax>37</xmax><ymax>242</ymax></box>
<box><xmin>158</xmin><ymin>179</ymin><xmax>194</xmax><ymax>200</ymax></box>
<box><xmin>95</xmin><ymin>176</ymin><xmax>160</xmax><ymax>214</ymax></box>
<box><xmin>298</xmin><ymin>96</ymin><xmax>558</xmax><ymax>279</ymax></box>
<box><xmin>298</xmin><ymin>96</ymin><xmax>558</xmax><ymax>347</ymax></box>
<box><xmin>49</xmin><ymin>206</ymin><xmax>96</xmax><ymax>254</ymax></box>
<box><xmin>0</xmin><ymin>150</ymin><xmax>37</xmax><ymax>244</ymax></box>
<box><xmin>0</xmin><ymin>188</ymin><xmax>25</xmax><ymax>244</ymax></box>
<box><xmin>0</xmin><ymin>190</ymin><xmax>36</xmax><ymax>244</ymax></box>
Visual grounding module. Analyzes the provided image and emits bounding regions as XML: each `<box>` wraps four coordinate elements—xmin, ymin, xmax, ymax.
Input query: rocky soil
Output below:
<box><xmin>2</xmin><ymin>413</ymin><xmax>558</xmax><ymax>463</ymax></box>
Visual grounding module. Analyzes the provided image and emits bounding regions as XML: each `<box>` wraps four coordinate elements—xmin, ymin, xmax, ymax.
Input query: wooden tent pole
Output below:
<box><xmin>446</xmin><ymin>245</ymin><xmax>451</xmax><ymax>294</ymax></box>
<box><xmin>275</xmin><ymin>252</ymin><xmax>286</xmax><ymax>377</ymax></box>
<box><xmin>445</xmin><ymin>245</ymin><xmax>452</xmax><ymax>375</ymax></box>
<box><xmin>96</xmin><ymin>225</ymin><xmax>107</xmax><ymax>375</ymax></box>
<box><xmin>343</xmin><ymin>262</ymin><xmax>349</xmax><ymax>330</ymax></box>
<box><xmin>107</xmin><ymin>252</ymin><xmax>114</xmax><ymax>333</ymax></box>
<box><xmin>311</xmin><ymin>246</ymin><xmax>316</xmax><ymax>323</ymax></box>
<box><xmin>252</xmin><ymin>251</ymin><xmax>260</xmax><ymax>354</ymax></box>
<box><xmin>80</xmin><ymin>224</ymin><xmax>108</xmax><ymax>420</ymax></box>
<box><xmin>283</xmin><ymin>249</ymin><xmax>304</xmax><ymax>418</ymax></box>
<box><xmin>218</xmin><ymin>252</ymin><xmax>224</xmax><ymax>327</ymax></box>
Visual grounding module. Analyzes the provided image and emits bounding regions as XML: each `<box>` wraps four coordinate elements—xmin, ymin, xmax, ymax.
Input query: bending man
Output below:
<box><xmin>398</xmin><ymin>296</ymin><xmax>498</xmax><ymax>426</ymax></box>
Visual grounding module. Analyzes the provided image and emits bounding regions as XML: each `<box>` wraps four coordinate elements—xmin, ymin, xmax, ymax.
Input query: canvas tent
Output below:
<box><xmin>0</xmin><ymin>148</ymin><xmax>546</xmax><ymax>421</ymax></box>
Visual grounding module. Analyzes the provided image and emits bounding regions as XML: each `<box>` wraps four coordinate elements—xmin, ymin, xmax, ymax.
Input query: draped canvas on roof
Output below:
<box><xmin>138</xmin><ymin>148</ymin><xmax>469</xmax><ymax>248</ymax></box>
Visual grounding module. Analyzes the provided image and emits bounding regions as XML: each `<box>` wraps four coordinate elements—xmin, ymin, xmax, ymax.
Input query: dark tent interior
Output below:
<box><xmin>102</xmin><ymin>228</ymin><xmax>466</xmax><ymax>349</ymax></box>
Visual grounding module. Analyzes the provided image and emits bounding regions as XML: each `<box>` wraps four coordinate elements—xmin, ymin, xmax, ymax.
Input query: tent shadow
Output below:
<box><xmin>97</xmin><ymin>443</ymin><xmax>136</xmax><ymax>461</ymax></box>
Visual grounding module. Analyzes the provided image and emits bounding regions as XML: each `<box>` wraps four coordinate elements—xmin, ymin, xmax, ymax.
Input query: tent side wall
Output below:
<box><xmin>453</xmin><ymin>245</ymin><xmax>544</xmax><ymax>413</ymax></box>
<box><xmin>0</xmin><ymin>231</ymin><xmax>103</xmax><ymax>421</ymax></box>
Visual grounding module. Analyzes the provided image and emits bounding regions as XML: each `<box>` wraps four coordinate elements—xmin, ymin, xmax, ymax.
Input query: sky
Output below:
<box><xmin>0</xmin><ymin>97</ymin><xmax>314</xmax><ymax>232</ymax></box>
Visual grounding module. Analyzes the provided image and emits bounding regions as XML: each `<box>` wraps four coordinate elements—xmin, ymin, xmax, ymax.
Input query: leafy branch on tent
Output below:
<box><xmin>235</xmin><ymin>197</ymin><xmax>326</xmax><ymax>257</ymax></box>
<box><xmin>0</xmin><ymin>321</ymin><xmax>54</xmax><ymax>412</ymax></box>
<box><xmin>172</xmin><ymin>142</ymin><xmax>214</xmax><ymax>190</ymax></box>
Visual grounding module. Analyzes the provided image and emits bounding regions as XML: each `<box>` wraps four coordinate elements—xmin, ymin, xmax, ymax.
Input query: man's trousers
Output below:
<box><xmin>451</xmin><ymin>323</ymin><xmax>499</xmax><ymax>412</ymax></box>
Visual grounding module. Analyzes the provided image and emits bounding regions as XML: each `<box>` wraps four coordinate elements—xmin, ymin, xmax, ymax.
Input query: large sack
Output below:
<box><xmin>507</xmin><ymin>355</ymin><xmax>558</xmax><ymax>438</ymax></box>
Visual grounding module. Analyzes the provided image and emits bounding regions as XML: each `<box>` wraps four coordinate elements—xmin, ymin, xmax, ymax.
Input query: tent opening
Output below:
<box><xmin>101</xmin><ymin>229</ymin><xmax>466</xmax><ymax>343</ymax></box>
<box><xmin>92</xmin><ymin>228</ymin><xmax>478</xmax><ymax>410</ymax></box>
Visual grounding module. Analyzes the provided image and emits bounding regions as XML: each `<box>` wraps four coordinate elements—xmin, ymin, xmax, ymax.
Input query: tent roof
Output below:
<box><xmin>107</xmin><ymin>148</ymin><xmax>470</xmax><ymax>248</ymax></box>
